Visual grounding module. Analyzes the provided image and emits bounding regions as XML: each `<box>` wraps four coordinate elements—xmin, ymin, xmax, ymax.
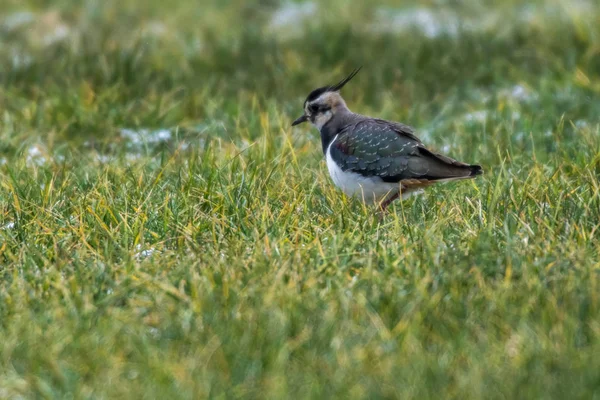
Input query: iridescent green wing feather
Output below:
<box><xmin>330</xmin><ymin>119</ymin><xmax>477</xmax><ymax>182</ymax></box>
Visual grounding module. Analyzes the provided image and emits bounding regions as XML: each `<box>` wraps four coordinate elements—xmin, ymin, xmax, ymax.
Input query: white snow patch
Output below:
<box><xmin>500</xmin><ymin>84</ymin><xmax>536</xmax><ymax>102</ymax></box>
<box><xmin>510</xmin><ymin>85</ymin><xmax>529</xmax><ymax>100</ymax></box>
<box><xmin>11</xmin><ymin>49</ymin><xmax>33</xmax><ymax>69</ymax></box>
<box><xmin>2</xmin><ymin>11</ymin><xmax>35</xmax><ymax>31</ymax></box>
<box><xmin>463</xmin><ymin>110</ymin><xmax>489</xmax><ymax>123</ymax></box>
<box><xmin>126</xmin><ymin>153</ymin><xmax>143</xmax><ymax>162</ymax></box>
<box><xmin>141</xmin><ymin>21</ymin><xmax>169</xmax><ymax>37</ymax></box>
<box><xmin>120</xmin><ymin>128</ymin><xmax>172</xmax><ymax>145</ymax></box>
<box><xmin>94</xmin><ymin>154</ymin><xmax>114</xmax><ymax>163</ymax></box>
<box><xmin>148</xmin><ymin>327</ymin><xmax>160</xmax><ymax>338</ymax></box>
<box><xmin>179</xmin><ymin>142</ymin><xmax>190</xmax><ymax>150</ymax></box>
<box><xmin>268</xmin><ymin>2</ymin><xmax>316</xmax><ymax>38</ymax></box>
<box><xmin>134</xmin><ymin>244</ymin><xmax>159</xmax><ymax>260</ymax></box>
<box><xmin>2</xmin><ymin>222</ymin><xmax>15</xmax><ymax>230</ymax></box>
<box><xmin>372</xmin><ymin>8</ymin><xmax>459</xmax><ymax>38</ymax></box>
<box><xmin>185</xmin><ymin>38</ymin><xmax>204</xmax><ymax>56</ymax></box>
<box><xmin>26</xmin><ymin>145</ymin><xmax>47</xmax><ymax>166</ymax></box>
<box><xmin>42</xmin><ymin>23</ymin><xmax>70</xmax><ymax>45</ymax></box>
<box><xmin>371</xmin><ymin>4</ymin><xmax>598</xmax><ymax>39</ymax></box>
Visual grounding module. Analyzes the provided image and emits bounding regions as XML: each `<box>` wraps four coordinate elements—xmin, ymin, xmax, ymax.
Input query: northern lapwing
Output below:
<box><xmin>292</xmin><ymin>68</ymin><xmax>483</xmax><ymax>211</ymax></box>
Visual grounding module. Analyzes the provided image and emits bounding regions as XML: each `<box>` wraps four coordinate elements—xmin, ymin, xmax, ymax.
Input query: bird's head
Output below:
<box><xmin>292</xmin><ymin>67</ymin><xmax>361</xmax><ymax>130</ymax></box>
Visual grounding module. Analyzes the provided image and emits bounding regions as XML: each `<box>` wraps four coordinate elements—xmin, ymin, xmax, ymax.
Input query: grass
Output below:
<box><xmin>1</xmin><ymin>0</ymin><xmax>600</xmax><ymax>398</ymax></box>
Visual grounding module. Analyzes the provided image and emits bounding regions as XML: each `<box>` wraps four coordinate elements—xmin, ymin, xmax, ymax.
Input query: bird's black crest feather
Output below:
<box><xmin>330</xmin><ymin>67</ymin><xmax>362</xmax><ymax>92</ymax></box>
<box><xmin>304</xmin><ymin>67</ymin><xmax>362</xmax><ymax>105</ymax></box>
<box><xmin>305</xmin><ymin>86</ymin><xmax>332</xmax><ymax>104</ymax></box>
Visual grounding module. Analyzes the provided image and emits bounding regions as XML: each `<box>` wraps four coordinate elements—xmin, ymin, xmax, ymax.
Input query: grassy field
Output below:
<box><xmin>1</xmin><ymin>0</ymin><xmax>600</xmax><ymax>398</ymax></box>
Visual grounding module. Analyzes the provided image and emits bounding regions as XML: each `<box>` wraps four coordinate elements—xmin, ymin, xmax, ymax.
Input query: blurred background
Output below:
<box><xmin>1</xmin><ymin>0</ymin><xmax>599</xmax><ymax>164</ymax></box>
<box><xmin>2</xmin><ymin>1</ymin><xmax>600</xmax><ymax>398</ymax></box>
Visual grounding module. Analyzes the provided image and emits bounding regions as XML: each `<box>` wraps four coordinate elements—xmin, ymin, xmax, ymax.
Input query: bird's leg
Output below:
<box><xmin>379</xmin><ymin>191</ymin><xmax>400</xmax><ymax>213</ymax></box>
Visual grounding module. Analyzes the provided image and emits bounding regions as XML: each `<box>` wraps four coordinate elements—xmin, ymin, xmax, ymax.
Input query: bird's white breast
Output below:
<box><xmin>325</xmin><ymin>136</ymin><xmax>399</xmax><ymax>204</ymax></box>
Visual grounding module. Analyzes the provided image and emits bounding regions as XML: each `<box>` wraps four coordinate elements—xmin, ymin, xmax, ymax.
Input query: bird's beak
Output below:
<box><xmin>292</xmin><ymin>115</ymin><xmax>308</xmax><ymax>126</ymax></box>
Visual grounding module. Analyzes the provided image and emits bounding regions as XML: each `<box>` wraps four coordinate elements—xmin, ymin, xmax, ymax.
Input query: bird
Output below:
<box><xmin>291</xmin><ymin>67</ymin><xmax>483</xmax><ymax>211</ymax></box>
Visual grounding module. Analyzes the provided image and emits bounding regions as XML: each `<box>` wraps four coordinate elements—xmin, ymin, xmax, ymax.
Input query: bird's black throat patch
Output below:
<box><xmin>319</xmin><ymin>120</ymin><xmax>338</xmax><ymax>155</ymax></box>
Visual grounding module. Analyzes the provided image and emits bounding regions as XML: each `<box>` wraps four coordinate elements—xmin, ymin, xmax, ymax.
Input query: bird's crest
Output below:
<box><xmin>305</xmin><ymin>67</ymin><xmax>362</xmax><ymax>104</ymax></box>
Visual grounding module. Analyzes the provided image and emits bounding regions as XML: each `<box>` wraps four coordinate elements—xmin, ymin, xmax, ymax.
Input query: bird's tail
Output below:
<box><xmin>469</xmin><ymin>164</ymin><xmax>483</xmax><ymax>177</ymax></box>
<box><xmin>417</xmin><ymin>147</ymin><xmax>483</xmax><ymax>181</ymax></box>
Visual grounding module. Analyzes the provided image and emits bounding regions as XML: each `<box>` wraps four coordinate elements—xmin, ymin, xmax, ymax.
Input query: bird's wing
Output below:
<box><xmin>371</xmin><ymin>119</ymin><xmax>424</xmax><ymax>144</ymax></box>
<box><xmin>330</xmin><ymin>119</ymin><xmax>479</xmax><ymax>185</ymax></box>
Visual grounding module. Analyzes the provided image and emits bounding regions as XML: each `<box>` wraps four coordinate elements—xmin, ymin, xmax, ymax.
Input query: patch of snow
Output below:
<box><xmin>29</xmin><ymin>11</ymin><xmax>72</xmax><ymax>47</ymax></box>
<box><xmin>11</xmin><ymin>49</ymin><xmax>33</xmax><ymax>69</ymax></box>
<box><xmin>126</xmin><ymin>153</ymin><xmax>143</xmax><ymax>162</ymax></box>
<box><xmin>141</xmin><ymin>21</ymin><xmax>168</xmax><ymax>37</ymax></box>
<box><xmin>2</xmin><ymin>11</ymin><xmax>35</xmax><ymax>31</ymax></box>
<box><xmin>516</xmin><ymin>4</ymin><xmax>538</xmax><ymax>24</ymax></box>
<box><xmin>26</xmin><ymin>145</ymin><xmax>47</xmax><ymax>166</ymax></box>
<box><xmin>127</xmin><ymin>370</ymin><xmax>139</xmax><ymax>380</ymax></box>
<box><xmin>42</xmin><ymin>23</ymin><xmax>70</xmax><ymax>46</ymax></box>
<box><xmin>268</xmin><ymin>2</ymin><xmax>316</xmax><ymax>38</ymax></box>
<box><xmin>514</xmin><ymin>131</ymin><xmax>526</xmax><ymax>141</ymax></box>
<box><xmin>148</xmin><ymin>327</ymin><xmax>160</xmax><ymax>338</ymax></box>
<box><xmin>179</xmin><ymin>141</ymin><xmax>190</xmax><ymax>150</ymax></box>
<box><xmin>463</xmin><ymin>110</ymin><xmax>489</xmax><ymax>123</ymax></box>
<box><xmin>2</xmin><ymin>222</ymin><xmax>15</xmax><ymax>230</ymax></box>
<box><xmin>94</xmin><ymin>154</ymin><xmax>114</xmax><ymax>163</ymax></box>
<box><xmin>120</xmin><ymin>128</ymin><xmax>172</xmax><ymax>145</ymax></box>
<box><xmin>134</xmin><ymin>244</ymin><xmax>159</xmax><ymax>260</ymax></box>
<box><xmin>500</xmin><ymin>84</ymin><xmax>536</xmax><ymax>102</ymax></box>
<box><xmin>372</xmin><ymin>3</ymin><xmax>598</xmax><ymax>39</ymax></box>
<box><xmin>184</xmin><ymin>38</ymin><xmax>204</xmax><ymax>56</ymax></box>
<box><xmin>154</xmin><ymin>129</ymin><xmax>172</xmax><ymax>141</ymax></box>
<box><xmin>372</xmin><ymin>8</ymin><xmax>459</xmax><ymax>38</ymax></box>
<box><xmin>510</xmin><ymin>85</ymin><xmax>529</xmax><ymax>100</ymax></box>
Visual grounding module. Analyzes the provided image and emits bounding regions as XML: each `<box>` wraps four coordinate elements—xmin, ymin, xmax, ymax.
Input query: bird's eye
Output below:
<box><xmin>309</xmin><ymin>104</ymin><xmax>319</xmax><ymax>113</ymax></box>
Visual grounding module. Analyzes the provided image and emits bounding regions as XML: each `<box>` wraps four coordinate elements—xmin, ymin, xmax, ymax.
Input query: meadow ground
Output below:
<box><xmin>1</xmin><ymin>0</ymin><xmax>600</xmax><ymax>398</ymax></box>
